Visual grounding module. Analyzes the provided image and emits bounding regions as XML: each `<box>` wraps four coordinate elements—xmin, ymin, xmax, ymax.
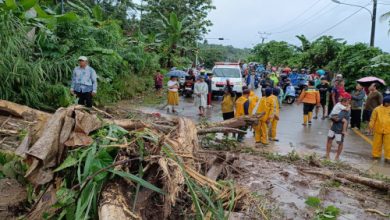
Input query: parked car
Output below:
<box><xmin>211</xmin><ymin>62</ymin><xmax>244</xmax><ymax>96</ymax></box>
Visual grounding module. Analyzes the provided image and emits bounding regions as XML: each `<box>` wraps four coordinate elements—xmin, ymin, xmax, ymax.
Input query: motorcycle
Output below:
<box><xmin>182</xmin><ymin>77</ymin><xmax>194</xmax><ymax>98</ymax></box>
<box><xmin>283</xmin><ymin>85</ymin><xmax>296</xmax><ymax>104</ymax></box>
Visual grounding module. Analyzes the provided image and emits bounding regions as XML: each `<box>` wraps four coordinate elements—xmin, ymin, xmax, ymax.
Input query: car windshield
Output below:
<box><xmin>213</xmin><ymin>68</ymin><xmax>241</xmax><ymax>78</ymax></box>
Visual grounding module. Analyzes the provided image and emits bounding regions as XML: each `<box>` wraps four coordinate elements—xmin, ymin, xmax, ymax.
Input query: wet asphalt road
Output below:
<box><xmin>139</xmin><ymin>88</ymin><xmax>390</xmax><ymax>176</ymax></box>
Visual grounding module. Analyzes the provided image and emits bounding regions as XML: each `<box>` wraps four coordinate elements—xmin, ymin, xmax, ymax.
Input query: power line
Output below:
<box><xmin>272</xmin><ymin>2</ymin><xmax>337</xmax><ymax>35</ymax></box>
<box><xmin>311</xmin><ymin>4</ymin><xmax>370</xmax><ymax>40</ymax></box>
<box><xmin>265</xmin><ymin>0</ymin><xmax>323</xmax><ymax>32</ymax></box>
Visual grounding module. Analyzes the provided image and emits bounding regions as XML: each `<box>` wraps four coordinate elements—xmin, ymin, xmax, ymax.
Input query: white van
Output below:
<box><xmin>211</xmin><ymin>62</ymin><xmax>244</xmax><ymax>96</ymax></box>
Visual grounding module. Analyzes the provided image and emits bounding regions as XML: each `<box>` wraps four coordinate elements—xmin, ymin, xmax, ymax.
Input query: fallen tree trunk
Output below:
<box><xmin>299</xmin><ymin>168</ymin><xmax>390</xmax><ymax>191</ymax></box>
<box><xmin>205</xmin><ymin>114</ymin><xmax>264</xmax><ymax>129</ymax></box>
<box><xmin>197</xmin><ymin>127</ymin><xmax>247</xmax><ymax>135</ymax></box>
<box><xmin>99</xmin><ymin>180</ymin><xmax>139</xmax><ymax>220</ymax></box>
<box><xmin>0</xmin><ymin>100</ymin><xmax>50</xmax><ymax>121</ymax></box>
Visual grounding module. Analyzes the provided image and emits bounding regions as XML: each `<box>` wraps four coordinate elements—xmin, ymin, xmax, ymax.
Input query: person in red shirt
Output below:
<box><xmin>154</xmin><ymin>70</ymin><xmax>163</xmax><ymax>96</ymax></box>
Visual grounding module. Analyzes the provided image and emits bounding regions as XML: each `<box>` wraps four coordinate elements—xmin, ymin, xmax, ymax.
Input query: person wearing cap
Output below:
<box><xmin>298</xmin><ymin>80</ymin><xmax>321</xmax><ymax>126</ymax></box>
<box><xmin>235</xmin><ymin>89</ymin><xmax>250</xmax><ymax>142</ymax></box>
<box><xmin>221</xmin><ymin>80</ymin><xmax>236</xmax><ymax>120</ymax></box>
<box><xmin>254</xmin><ymin>88</ymin><xmax>273</xmax><ymax>145</ymax></box>
<box><xmin>326</xmin><ymin>93</ymin><xmax>351</xmax><ymax>160</ymax></box>
<box><xmin>167</xmin><ymin>76</ymin><xmax>180</xmax><ymax>113</ymax></box>
<box><xmin>315</xmin><ymin>77</ymin><xmax>330</xmax><ymax>120</ymax></box>
<box><xmin>269</xmin><ymin>88</ymin><xmax>280</xmax><ymax>142</ymax></box>
<box><xmin>70</xmin><ymin>56</ymin><xmax>97</xmax><ymax>107</ymax></box>
<box><xmin>194</xmin><ymin>76</ymin><xmax>208</xmax><ymax>116</ymax></box>
<box><xmin>369</xmin><ymin>96</ymin><xmax>390</xmax><ymax>162</ymax></box>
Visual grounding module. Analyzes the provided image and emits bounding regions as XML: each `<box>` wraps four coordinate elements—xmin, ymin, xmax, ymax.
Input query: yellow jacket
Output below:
<box><xmin>369</xmin><ymin>105</ymin><xmax>390</xmax><ymax>134</ymax></box>
<box><xmin>270</xmin><ymin>95</ymin><xmax>280</xmax><ymax>118</ymax></box>
<box><xmin>235</xmin><ymin>96</ymin><xmax>249</xmax><ymax>117</ymax></box>
<box><xmin>298</xmin><ymin>87</ymin><xmax>320</xmax><ymax>105</ymax></box>
<box><xmin>221</xmin><ymin>94</ymin><xmax>235</xmax><ymax>113</ymax></box>
<box><xmin>248</xmin><ymin>92</ymin><xmax>259</xmax><ymax>115</ymax></box>
<box><xmin>257</xmin><ymin>97</ymin><xmax>273</xmax><ymax>122</ymax></box>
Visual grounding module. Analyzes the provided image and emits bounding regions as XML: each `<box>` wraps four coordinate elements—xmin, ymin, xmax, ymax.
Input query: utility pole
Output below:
<box><xmin>370</xmin><ymin>0</ymin><xmax>377</xmax><ymax>47</ymax></box>
<box><xmin>258</xmin><ymin>32</ymin><xmax>271</xmax><ymax>44</ymax></box>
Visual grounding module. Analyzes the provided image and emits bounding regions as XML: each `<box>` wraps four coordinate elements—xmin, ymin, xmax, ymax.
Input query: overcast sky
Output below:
<box><xmin>205</xmin><ymin>0</ymin><xmax>390</xmax><ymax>51</ymax></box>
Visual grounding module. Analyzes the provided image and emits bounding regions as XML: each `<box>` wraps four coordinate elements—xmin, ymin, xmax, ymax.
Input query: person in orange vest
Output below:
<box><xmin>255</xmin><ymin>88</ymin><xmax>274</xmax><ymax>145</ymax></box>
<box><xmin>235</xmin><ymin>89</ymin><xmax>250</xmax><ymax>142</ymax></box>
<box><xmin>298</xmin><ymin>80</ymin><xmax>321</xmax><ymax>126</ymax></box>
<box><xmin>369</xmin><ymin>96</ymin><xmax>390</xmax><ymax>162</ymax></box>
<box><xmin>269</xmin><ymin>88</ymin><xmax>280</xmax><ymax>141</ymax></box>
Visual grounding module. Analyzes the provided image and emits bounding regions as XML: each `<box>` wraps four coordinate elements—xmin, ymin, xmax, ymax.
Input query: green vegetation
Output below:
<box><xmin>199</xmin><ymin>43</ymin><xmax>251</xmax><ymax>68</ymax></box>
<box><xmin>0</xmin><ymin>0</ymin><xmax>214</xmax><ymax>110</ymax></box>
<box><xmin>250</xmin><ymin>35</ymin><xmax>390</xmax><ymax>88</ymax></box>
<box><xmin>305</xmin><ymin>197</ymin><xmax>340</xmax><ymax>220</ymax></box>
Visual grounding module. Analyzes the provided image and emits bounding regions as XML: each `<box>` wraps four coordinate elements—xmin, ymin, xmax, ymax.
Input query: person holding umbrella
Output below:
<box><xmin>363</xmin><ymin>83</ymin><xmax>383</xmax><ymax>134</ymax></box>
<box><xmin>350</xmin><ymin>83</ymin><xmax>366</xmax><ymax>129</ymax></box>
<box><xmin>167</xmin><ymin>76</ymin><xmax>180</xmax><ymax>113</ymax></box>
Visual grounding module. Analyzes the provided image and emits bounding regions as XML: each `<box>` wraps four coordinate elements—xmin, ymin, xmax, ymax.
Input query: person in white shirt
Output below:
<box><xmin>194</xmin><ymin>76</ymin><xmax>208</xmax><ymax>116</ymax></box>
<box><xmin>167</xmin><ymin>76</ymin><xmax>180</xmax><ymax>113</ymax></box>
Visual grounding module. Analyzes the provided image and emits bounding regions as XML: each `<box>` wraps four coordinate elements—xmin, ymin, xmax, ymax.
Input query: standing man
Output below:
<box><xmin>363</xmin><ymin>83</ymin><xmax>383</xmax><ymax>134</ymax></box>
<box><xmin>315</xmin><ymin>77</ymin><xmax>330</xmax><ymax>120</ymax></box>
<box><xmin>206</xmin><ymin>72</ymin><xmax>213</xmax><ymax>108</ymax></box>
<box><xmin>154</xmin><ymin>70</ymin><xmax>164</xmax><ymax>96</ymax></box>
<box><xmin>235</xmin><ymin>89</ymin><xmax>250</xmax><ymax>142</ymax></box>
<box><xmin>298</xmin><ymin>80</ymin><xmax>321</xmax><ymax>126</ymax></box>
<box><xmin>369</xmin><ymin>96</ymin><xmax>390</xmax><ymax>162</ymax></box>
<box><xmin>350</xmin><ymin>83</ymin><xmax>366</xmax><ymax>129</ymax></box>
<box><xmin>269</xmin><ymin>88</ymin><xmax>280</xmax><ymax>142</ymax></box>
<box><xmin>255</xmin><ymin>88</ymin><xmax>273</xmax><ymax>146</ymax></box>
<box><xmin>71</xmin><ymin>56</ymin><xmax>97</xmax><ymax>108</ymax></box>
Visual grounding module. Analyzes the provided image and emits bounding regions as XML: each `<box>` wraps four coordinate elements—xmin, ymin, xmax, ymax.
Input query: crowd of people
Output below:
<box><xmin>158</xmin><ymin>62</ymin><xmax>389</xmax><ymax>162</ymax></box>
<box><xmin>67</xmin><ymin>56</ymin><xmax>389</xmax><ymax>162</ymax></box>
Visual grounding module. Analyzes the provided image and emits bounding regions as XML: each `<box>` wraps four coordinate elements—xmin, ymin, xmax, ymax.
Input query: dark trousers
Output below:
<box><xmin>207</xmin><ymin>92</ymin><xmax>212</xmax><ymax>105</ymax></box>
<box><xmin>350</xmin><ymin>109</ymin><xmax>362</xmax><ymax>129</ymax></box>
<box><xmin>76</xmin><ymin>91</ymin><xmax>93</xmax><ymax>107</ymax></box>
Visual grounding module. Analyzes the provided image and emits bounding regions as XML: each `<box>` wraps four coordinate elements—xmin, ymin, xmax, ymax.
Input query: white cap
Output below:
<box><xmin>78</xmin><ymin>56</ymin><xmax>88</xmax><ymax>61</ymax></box>
<box><xmin>336</xmin><ymin>74</ymin><xmax>343</xmax><ymax>78</ymax></box>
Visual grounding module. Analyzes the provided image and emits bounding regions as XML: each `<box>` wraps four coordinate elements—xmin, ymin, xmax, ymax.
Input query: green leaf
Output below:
<box><xmin>55</xmin><ymin>12</ymin><xmax>78</xmax><ymax>22</ymax></box>
<box><xmin>109</xmin><ymin>170</ymin><xmax>165</xmax><ymax>194</ymax></box>
<box><xmin>4</xmin><ymin>0</ymin><xmax>17</xmax><ymax>10</ymax></box>
<box><xmin>92</xmin><ymin>5</ymin><xmax>103</xmax><ymax>21</ymax></box>
<box><xmin>54</xmin><ymin>156</ymin><xmax>78</xmax><ymax>172</ymax></box>
<box><xmin>33</xmin><ymin>5</ymin><xmax>50</xmax><ymax>18</ymax></box>
<box><xmin>20</xmin><ymin>0</ymin><xmax>37</xmax><ymax>10</ymax></box>
<box><xmin>305</xmin><ymin>196</ymin><xmax>321</xmax><ymax>208</ymax></box>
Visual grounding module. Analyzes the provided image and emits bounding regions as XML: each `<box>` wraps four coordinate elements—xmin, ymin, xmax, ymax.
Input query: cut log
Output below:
<box><xmin>99</xmin><ymin>180</ymin><xmax>139</xmax><ymax>220</ymax></box>
<box><xmin>205</xmin><ymin>114</ymin><xmax>264</xmax><ymax>129</ymax></box>
<box><xmin>0</xmin><ymin>99</ymin><xmax>50</xmax><ymax>122</ymax></box>
<box><xmin>105</xmin><ymin>119</ymin><xmax>146</xmax><ymax>130</ymax></box>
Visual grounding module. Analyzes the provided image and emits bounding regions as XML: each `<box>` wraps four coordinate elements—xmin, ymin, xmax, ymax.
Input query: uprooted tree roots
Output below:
<box><xmin>0</xmin><ymin>100</ymin><xmax>263</xmax><ymax>219</ymax></box>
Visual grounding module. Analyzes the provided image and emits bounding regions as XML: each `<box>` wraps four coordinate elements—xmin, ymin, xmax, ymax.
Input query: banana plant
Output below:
<box><xmin>156</xmin><ymin>12</ymin><xmax>196</xmax><ymax>67</ymax></box>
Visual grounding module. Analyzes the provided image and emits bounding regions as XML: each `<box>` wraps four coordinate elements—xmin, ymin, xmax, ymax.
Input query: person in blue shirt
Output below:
<box><xmin>70</xmin><ymin>56</ymin><xmax>98</xmax><ymax>107</ymax></box>
<box><xmin>288</xmin><ymin>68</ymin><xmax>299</xmax><ymax>86</ymax></box>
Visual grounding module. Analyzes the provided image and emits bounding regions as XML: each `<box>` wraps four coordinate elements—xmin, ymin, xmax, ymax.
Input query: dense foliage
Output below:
<box><xmin>250</xmin><ymin>35</ymin><xmax>390</xmax><ymax>89</ymax></box>
<box><xmin>198</xmin><ymin>43</ymin><xmax>251</xmax><ymax>68</ymax></box>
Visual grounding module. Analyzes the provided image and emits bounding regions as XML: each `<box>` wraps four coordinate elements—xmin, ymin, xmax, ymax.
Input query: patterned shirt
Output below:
<box><xmin>71</xmin><ymin>65</ymin><xmax>97</xmax><ymax>93</ymax></box>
